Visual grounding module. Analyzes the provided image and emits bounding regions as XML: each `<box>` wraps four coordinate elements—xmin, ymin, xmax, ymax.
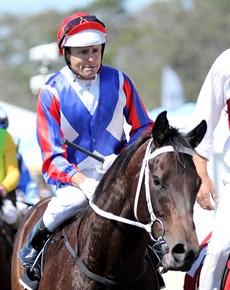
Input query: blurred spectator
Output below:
<box><xmin>0</xmin><ymin>107</ymin><xmax>21</xmax><ymax>229</ymax></box>
<box><xmin>0</xmin><ymin>106</ymin><xmax>40</xmax><ymax>218</ymax></box>
<box><xmin>16</xmin><ymin>150</ymin><xmax>40</xmax><ymax>216</ymax></box>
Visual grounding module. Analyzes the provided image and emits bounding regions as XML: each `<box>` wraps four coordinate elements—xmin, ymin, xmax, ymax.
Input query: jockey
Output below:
<box><xmin>18</xmin><ymin>12</ymin><xmax>153</xmax><ymax>289</ymax></box>
<box><xmin>0</xmin><ymin>107</ymin><xmax>21</xmax><ymax>229</ymax></box>
<box><xmin>192</xmin><ymin>49</ymin><xmax>230</xmax><ymax>290</ymax></box>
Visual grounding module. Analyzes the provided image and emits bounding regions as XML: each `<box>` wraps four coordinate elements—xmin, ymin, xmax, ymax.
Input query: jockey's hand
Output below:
<box><xmin>79</xmin><ymin>178</ymin><xmax>99</xmax><ymax>200</ymax></box>
<box><xmin>196</xmin><ymin>174</ymin><xmax>218</xmax><ymax>211</ymax></box>
<box><xmin>96</xmin><ymin>154</ymin><xmax>117</xmax><ymax>174</ymax></box>
<box><xmin>0</xmin><ymin>184</ymin><xmax>7</xmax><ymax>199</ymax></box>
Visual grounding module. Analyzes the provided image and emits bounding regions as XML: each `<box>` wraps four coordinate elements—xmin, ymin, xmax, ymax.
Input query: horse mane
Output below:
<box><xmin>73</xmin><ymin>130</ymin><xmax>152</xmax><ymax>221</ymax></box>
<box><xmin>73</xmin><ymin>124</ymin><xmax>192</xmax><ymax>221</ymax></box>
<box><xmin>159</xmin><ymin>125</ymin><xmax>192</xmax><ymax>148</ymax></box>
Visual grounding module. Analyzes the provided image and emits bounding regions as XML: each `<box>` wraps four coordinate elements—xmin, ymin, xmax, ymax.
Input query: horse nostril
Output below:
<box><xmin>172</xmin><ymin>243</ymin><xmax>197</xmax><ymax>263</ymax></box>
<box><xmin>173</xmin><ymin>243</ymin><xmax>185</xmax><ymax>254</ymax></box>
<box><xmin>172</xmin><ymin>243</ymin><xmax>186</xmax><ymax>262</ymax></box>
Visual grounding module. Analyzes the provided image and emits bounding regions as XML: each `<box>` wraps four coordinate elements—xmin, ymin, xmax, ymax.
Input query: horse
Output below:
<box><xmin>0</xmin><ymin>199</ymin><xmax>15</xmax><ymax>290</ymax></box>
<box><xmin>11</xmin><ymin>111</ymin><xmax>207</xmax><ymax>290</ymax></box>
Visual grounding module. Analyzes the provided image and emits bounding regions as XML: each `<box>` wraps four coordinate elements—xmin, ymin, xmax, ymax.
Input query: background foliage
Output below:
<box><xmin>1</xmin><ymin>0</ymin><xmax>229</xmax><ymax>111</ymax></box>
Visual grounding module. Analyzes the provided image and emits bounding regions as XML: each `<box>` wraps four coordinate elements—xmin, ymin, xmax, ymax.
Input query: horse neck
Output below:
<box><xmin>80</xmin><ymin>210</ymin><xmax>149</xmax><ymax>275</ymax></box>
<box><xmin>79</xmin><ymin>177</ymin><xmax>149</xmax><ymax>272</ymax></box>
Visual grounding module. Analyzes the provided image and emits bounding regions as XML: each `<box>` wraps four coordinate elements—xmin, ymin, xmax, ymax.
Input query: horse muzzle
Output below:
<box><xmin>161</xmin><ymin>242</ymin><xmax>199</xmax><ymax>272</ymax></box>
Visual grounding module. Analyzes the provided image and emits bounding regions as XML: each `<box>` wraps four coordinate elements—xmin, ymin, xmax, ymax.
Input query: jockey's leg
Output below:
<box><xmin>42</xmin><ymin>185</ymin><xmax>87</xmax><ymax>232</ymax></box>
<box><xmin>19</xmin><ymin>218</ymin><xmax>52</xmax><ymax>278</ymax></box>
<box><xmin>19</xmin><ymin>185</ymin><xmax>86</xmax><ymax>279</ymax></box>
<box><xmin>199</xmin><ymin>176</ymin><xmax>230</xmax><ymax>290</ymax></box>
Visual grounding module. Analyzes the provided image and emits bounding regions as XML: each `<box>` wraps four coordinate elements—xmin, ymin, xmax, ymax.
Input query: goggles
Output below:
<box><xmin>58</xmin><ymin>15</ymin><xmax>106</xmax><ymax>49</ymax></box>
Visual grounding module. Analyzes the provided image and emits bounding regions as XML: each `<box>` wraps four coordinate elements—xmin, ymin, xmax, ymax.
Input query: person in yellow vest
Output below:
<box><xmin>0</xmin><ymin>107</ymin><xmax>21</xmax><ymax>229</ymax></box>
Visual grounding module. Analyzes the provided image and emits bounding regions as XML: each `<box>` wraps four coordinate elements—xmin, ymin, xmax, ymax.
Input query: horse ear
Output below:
<box><xmin>186</xmin><ymin>120</ymin><xmax>207</xmax><ymax>149</ymax></box>
<box><xmin>152</xmin><ymin>111</ymin><xmax>169</xmax><ymax>146</ymax></box>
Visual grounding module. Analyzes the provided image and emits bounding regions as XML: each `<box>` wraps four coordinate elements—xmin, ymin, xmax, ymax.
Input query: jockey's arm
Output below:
<box><xmin>71</xmin><ymin>171</ymin><xmax>87</xmax><ymax>187</ymax></box>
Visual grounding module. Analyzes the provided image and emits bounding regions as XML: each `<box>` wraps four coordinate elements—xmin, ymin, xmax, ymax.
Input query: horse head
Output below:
<box><xmin>128</xmin><ymin>111</ymin><xmax>207</xmax><ymax>273</ymax></box>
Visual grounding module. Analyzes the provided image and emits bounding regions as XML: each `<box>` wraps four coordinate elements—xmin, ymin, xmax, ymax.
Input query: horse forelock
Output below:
<box><xmin>156</xmin><ymin>125</ymin><xmax>191</xmax><ymax>148</ymax></box>
<box><xmin>153</xmin><ymin>125</ymin><xmax>193</xmax><ymax>163</ymax></box>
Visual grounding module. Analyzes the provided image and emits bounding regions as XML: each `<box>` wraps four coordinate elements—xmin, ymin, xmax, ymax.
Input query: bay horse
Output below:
<box><xmin>12</xmin><ymin>111</ymin><xmax>207</xmax><ymax>290</ymax></box>
<box><xmin>0</xmin><ymin>200</ymin><xmax>15</xmax><ymax>290</ymax></box>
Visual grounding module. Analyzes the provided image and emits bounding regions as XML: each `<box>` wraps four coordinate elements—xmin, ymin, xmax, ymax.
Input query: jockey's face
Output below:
<box><xmin>68</xmin><ymin>45</ymin><xmax>102</xmax><ymax>80</ymax></box>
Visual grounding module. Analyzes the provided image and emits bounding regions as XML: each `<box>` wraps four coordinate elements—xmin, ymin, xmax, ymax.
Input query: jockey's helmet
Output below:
<box><xmin>57</xmin><ymin>12</ymin><xmax>107</xmax><ymax>56</ymax></box>
<box><xmin>0</xmin><ymin>107</ymin><xmax>9</xmax><ymax>129</ymax></box>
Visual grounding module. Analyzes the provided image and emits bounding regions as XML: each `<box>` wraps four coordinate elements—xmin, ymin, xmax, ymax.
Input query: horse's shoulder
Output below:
<box><xmin>44</xmin><ymin>217</ymin><xmax>81</xmax><ymax>270</ymax></box>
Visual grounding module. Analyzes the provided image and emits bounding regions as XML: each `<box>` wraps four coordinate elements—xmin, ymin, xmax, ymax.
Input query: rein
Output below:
<box><xmin>89</xmin><ymin>140</ymin><xmax>194</xmax><ymax>239</ymax></box>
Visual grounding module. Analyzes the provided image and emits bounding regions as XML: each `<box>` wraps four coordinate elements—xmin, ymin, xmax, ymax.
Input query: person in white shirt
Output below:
<box><xmin>193</xmin><ymin>49</ymin><xmax>230</xmax><ymax>290</ymax></box>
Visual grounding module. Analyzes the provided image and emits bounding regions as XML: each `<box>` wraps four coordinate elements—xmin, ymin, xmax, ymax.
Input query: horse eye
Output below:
<box><xmin>153</xmin><ymin>175</ymin><xmax>161</xmax><ymax>186</ymax></box>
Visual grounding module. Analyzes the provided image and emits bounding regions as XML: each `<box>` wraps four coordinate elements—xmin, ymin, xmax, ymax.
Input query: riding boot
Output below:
<box><xmin>19</xmin><ymin>218</ymin><xmax>52</xmax><ymax>279</ymax></box>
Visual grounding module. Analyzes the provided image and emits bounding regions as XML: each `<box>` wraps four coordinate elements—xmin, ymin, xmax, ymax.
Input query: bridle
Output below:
<box><xmin>63</xmin><ymin>138</ymin><xmax>194</xmax><ymax>286</ymax></box>
<box><xmin>134</xmin><ymin>139</ymin><xmax>194</xmax><ymax>241</ymax></box>
<box><xmin>89</xmin><ymin>139</ymin><xmax>194</xmax><ymax>239</ymax></box>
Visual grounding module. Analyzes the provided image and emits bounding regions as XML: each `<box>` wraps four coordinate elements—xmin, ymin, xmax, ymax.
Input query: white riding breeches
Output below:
<box><xmin>199</xmin><ymin>177</ymin><xmax>230</xmax><ymax>290</ymax></box>
<box><xmin>42</xmin><ymin>185</ymin><xmax>87</xmax><ymax>232</ymax></box>
<box><xmin>0</xmin><ymin>198</ymin><xmax>20</xmax><ymax>225</ymax></box>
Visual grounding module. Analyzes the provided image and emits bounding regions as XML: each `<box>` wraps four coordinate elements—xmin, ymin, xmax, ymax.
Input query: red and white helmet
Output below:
<box><xmin>57</xmin><ymin>12</ymin><xmax>107</xmax><ymax>55</ymax></box>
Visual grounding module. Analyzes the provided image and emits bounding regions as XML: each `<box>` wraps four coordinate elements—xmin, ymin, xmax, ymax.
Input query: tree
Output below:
<box><xmin>1</xmin><ymin>1</ymin><xmax>229</xmax><ymax>111</ymax></box>
<box><xmin>112</xmin><ymin>1</ymin><xmax>229</xmax><ymax>109</ymax></box>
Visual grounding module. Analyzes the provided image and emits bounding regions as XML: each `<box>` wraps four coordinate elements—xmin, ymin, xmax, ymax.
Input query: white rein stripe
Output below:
<box><xmin>89</xmin><ymin>200</ymin><xmax>153</xmax><ymax>233</ymax></box>
<box><xmin>89</xmin><ymin>140</ymin><xmax>194</xmax><ymax>234</ymax></box>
